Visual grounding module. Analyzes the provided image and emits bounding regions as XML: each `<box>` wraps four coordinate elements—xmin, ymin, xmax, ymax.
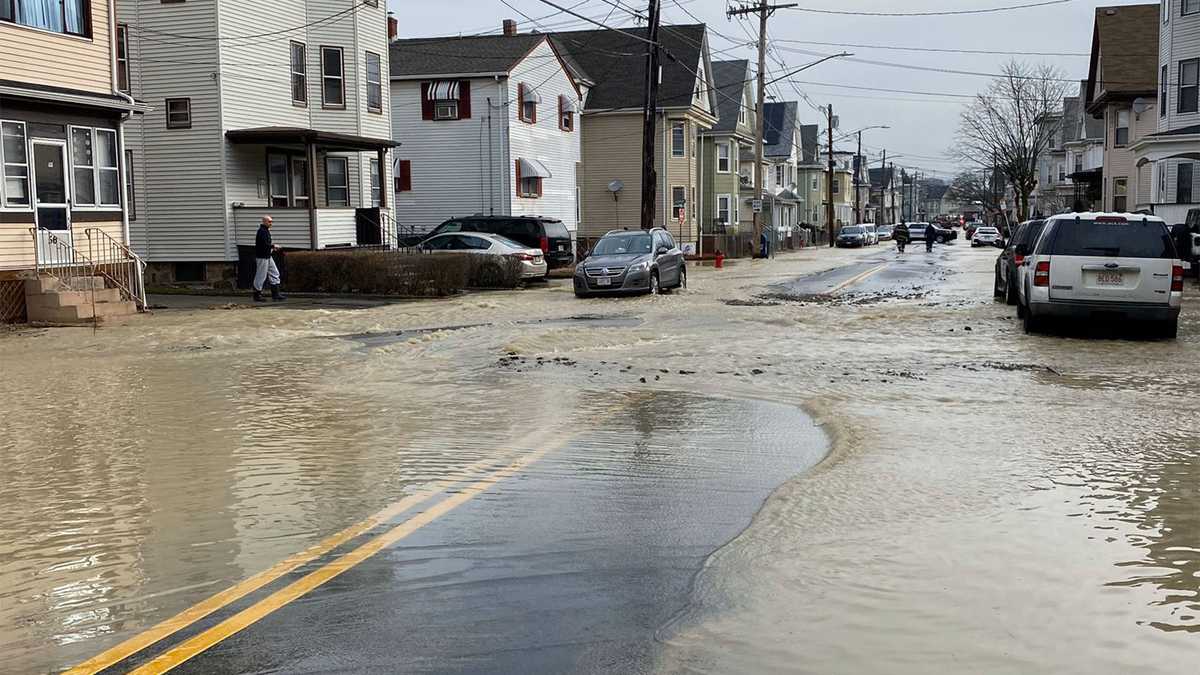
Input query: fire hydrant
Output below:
<box><xmin>714</xmin><ymin>250</ymin><xmax>725</xmax><ymax>269</ymax></box>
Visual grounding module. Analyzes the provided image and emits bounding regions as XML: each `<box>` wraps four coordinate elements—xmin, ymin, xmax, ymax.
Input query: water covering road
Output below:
<box><xmin>2</xmin><ymin>241</ymin><xmax>1199</xmax><ymax>674</ymax></box>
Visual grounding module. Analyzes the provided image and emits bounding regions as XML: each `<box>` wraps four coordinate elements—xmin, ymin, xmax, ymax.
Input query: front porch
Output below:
<box><xmin>1132</xmin><ymin>128</ymin><xmax>1200</xmax><ymax>222</ymax></box>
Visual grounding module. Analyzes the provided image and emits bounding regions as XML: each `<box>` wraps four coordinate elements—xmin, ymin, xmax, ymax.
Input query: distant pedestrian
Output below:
<box><xmin>925</xmin><ymin>222</ymin><xmax>937</xmax><ymax>252</ymax></box>
<box><xmin>893</xmin><ymin>220</ymin><xmax>909</xmax><ymax>252</ymax></box>
<box><xmin>253</xmin><ymin>216</ymin><xmax>286</xmax><ymax>302</ymax></box>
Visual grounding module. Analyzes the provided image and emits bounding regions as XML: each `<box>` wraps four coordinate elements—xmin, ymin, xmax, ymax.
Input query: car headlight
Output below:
<box><xmin>629</xmin><ymin>260</ymin><xmax>651</xmax><ymax>273</ymax></box>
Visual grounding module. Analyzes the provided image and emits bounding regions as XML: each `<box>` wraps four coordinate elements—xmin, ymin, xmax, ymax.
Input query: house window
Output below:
<box><xmin>366</xmin><ymin>51</ymin><xmax>382</xmax><ymax>113</ymax></box>
<box><xmin>290</xmin><ymin>41</ymin><xmax>307</xmax><ymax>105</ymax></box>
<box><xmin>519</xmin><ymin>176</ymin><xmax>541</xmax><ymax>198</ymax></box>
<box><xmin>1161</xmin><ymin>64</ymin><xmax>1168</xmax><ymax>117</ymax></box>
<box><xmin>435</xmin><ymin>100</ymin><xmax>458</xmax><ymax>120</ymax></box>
<box><xmin>1058</xmin><ymin>164</ymin><xmax>1065</xmax><ymax>182</ymax></box>
<box><xmin>423</xmin><ymin>81</ymin><xmax>469</xmax><ymax>121</ymax></box>
<box><xmin>69</xmin><ymin>126</ymin><xmax>120</xmax><ymax>207</ymax></box>
<box><xmin>518</xmin><ymin>83</ymin><xmax>538</xmax><ymax>123</ymax></box>
<box><xmin>1179</xmin><ymin>162</ymin><xmax>1193</xmax><ymax>203</ymax></box>
<box><xmin>1186</xmin><ymin>0</ymin><xmax>1200</xmax><ymax>15</ymax></box>
<box><xmin>671</xmin><ymin>122</ymin><xmax>685</xmax><ymax>157</ymax></box>
<box><xmin>117</xmin><ymin>24</ymin><xmax>130</xmax><ymax>94</ymax></box>
<box><xmin>369</xmin><ymin>158</ymin><xmax>381</xmax><ymax>207</ymax></box>
<box><xmin>2</xmin><ymin>0</ymin><xmax>90</xmax><ymax>37</ymax></box>
<box><xmin>291</xmin><ymin>157</ymin><xmax>309</xmax><ymax>207</ymax></box>
<box><xmin>395</xmin><ymin>159</ymin><xmax>412</xmax><ymax>192</ymax></box>
<box><xmin>321</xmin><ymin>46</ymin><xmax>345</xmax><ymax>108</ymax></box>
<box><xmin>326</xmin><ymin>156</ymin><xmax>349</xmax><ymax>206</ymax></box>
<box><xmin>1114</xmin><ymin>109</ymin><xmax>1130</xmax><ymax>147</ymax></box>
<box><xmin>1114</xmin><ymin>177</ymin><xmax>1128</xmax><ymax>212</ymax></box>
<box><xmin>775</xmin><ymin>165</ymin><xmax>783</xmax><ymax>186</ymax></box>
<box><xmin>717</xmin><ymin>194</ymin><xmax>731</xmax><ymax>223</ymax></box>
<box><xmin>1048</xmin><ymin>133</ymin><xmax>1055</xmax><ymax>149</ymax></box>
<box><xmin>125</xmin><ymin>149</ymin><xmax>136</xmax><ymax>221</ymax></box>
<box><xmin>833</xmin><ymin>178</ymin><xmax>840</xmax><ymax>194</ymax></box>
<box><xmin>1</xmin><ymin>121</ymin><xmax>30</xmax><ymax>207</ymax></box>
<box><xmin>1178</xmin><ymin>59</ymin><xmax>1199</xmax><ymax>114</ymax></box>
<box><xmin>672</xmin><ymin>186</ymin><xmax>686</xmax><ymax>219</ymax></box>
<box><xmin>558</xmin><ymin>95</ymin><xmax>574</xmax><ymax>131</ymax></box>
<box><xmin>268</xmin><ymin>154</ymin><xmax>290</xmax><ymax>207</ymax></box>
<box><xmin>812</xmin><ymin>177</ymin><xmax>818</xmax><ymax>191</ymax></box>
<box><xmin>717</xmin><ymin>142</ymin><xmax>730</xmax><ymax>173</ymax></box>
<box><xmin>165</xmin><ymin>98</ymin><xmax>191</xmax><ymax>129</ymax></box>
<box><xmin>1074</xmin><ymin>154</ymin><xmax>1083</xmax><ymax>174</ymax></box>
<box><xmin>738</xmin><ymin>103</ymin><xmax>747</xmax><ymax>126</ymax></box>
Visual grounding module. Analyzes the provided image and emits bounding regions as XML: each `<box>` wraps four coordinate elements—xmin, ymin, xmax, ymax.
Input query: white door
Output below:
<box><xmin>32</xmin><ymin>140</ymin><xmax>72</xmax><ymax>262</ymax></box>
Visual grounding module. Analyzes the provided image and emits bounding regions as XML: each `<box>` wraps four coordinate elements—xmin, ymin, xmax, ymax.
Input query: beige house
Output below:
<box><xmin>0</xmin><ymin>0</ymin><xmax>146</xmax><ymax>323</ymax></box>
<box><xmin>550</xmin><ymin>24</ymin><xmax>717</xmax><ymax>252</ymax></box>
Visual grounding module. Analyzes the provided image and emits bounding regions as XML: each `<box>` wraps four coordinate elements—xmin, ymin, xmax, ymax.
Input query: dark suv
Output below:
<box><xmin>574</xmin><ymin>228</ymin><xmax>686</xmax><ymax>297</ymax></box>
<box><xmin>410</xmin><ymin>216</ymin><xmax>574</xmax><ymax>270</ymax></box>
<box><xmin>994</xmin><ymin>219</ymin><xmax>1045</xmax><ymax>305</ymax></box>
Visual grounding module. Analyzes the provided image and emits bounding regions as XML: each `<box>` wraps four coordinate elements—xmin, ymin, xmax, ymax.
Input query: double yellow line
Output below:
<box><xmin>68</xmin><ymin>427</ymin><xmax>570</xmax><ymax>674</ymax></box>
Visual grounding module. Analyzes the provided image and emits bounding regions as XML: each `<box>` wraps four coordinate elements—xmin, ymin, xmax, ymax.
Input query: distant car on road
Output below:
<box><xmin>875</xmin><ymin>224</ymin><xmax>894</xmax><ymax>241</ymax></box>
<box><xmin>995</xmin><ymin>219</ymin><xmax>1046</xmax><ymax>305</ymax></box>
<box><xmin>405</xmin><ymin>215</ymin><xmax>574</xmax><ymax>271</ymax></box>
<box><xmin>860</xmin><ymin>224</ymin><xmax>879</xmax><ymax>245</ymax></box>
<box><xmin>420</xmin><ymin>232</ymin><xmax>548</xmax><ymax>278</ymax></box>
<box><xmin>906</xmin><ymin>222</ymin><xmax>955</xmax><ymax>243</ymax></box>
<box><xmin>1019</xmin><ymin>213</ymin><xmax>1184</xmax><ymax>337</ymax></box>
<box><xmin>971</xmin><ymin>226</ymin><xmax>1004</xmax><ymax>248</ymax></box>
<box><xmin>836</xmin><ymin>225</ymin><xmax>869</xmax><ymax>247</ymax></box>
<box><xmin>574</xmin><ymin>228</ymin><xmax>686</xmax><ymax>297</ymax></box>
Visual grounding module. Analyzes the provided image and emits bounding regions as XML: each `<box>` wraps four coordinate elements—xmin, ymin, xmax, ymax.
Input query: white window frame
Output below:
<box><xmin>671</xmin><ymin>122</ymin><xmax>685</xmax><ymax>157</ymax></box>
<box><xmin>326</xmin><ymin>156</ymin><xmax>350</xmax><ymax>207</ymax></box>
<box><xmin>717</xmin><ymin>193</ymin><xmax>731</xmax><ymax>224</ymax></box>
<box><xmin>68</xmin><ymin>125</ymin><xmax>122</xmax><ymax>210</ymax></box>
<box><xmin>321</xmin><ymin>46</ymin><xmax>346</xmax><ymax>109</ymax></box>
<box><xmin>434</xmin><ymin>100</ymin><xmax>459</xmax><ymax>120</ymax></box>
<box><xmin>290</xmin><ymin>41</ymin><xmax>307</xmax><ymax>106</ymax></box>
<box><xmin>775</xmin><ymin>164</ymin><xmax>784</xmax><ymax>187</ymax></box>
<box><xmin>716</xmin><ymin>142</ymin><xmax>730</xmax><ymax>173</ymax></box>
<box><xmin>0</xmin><ymin>120</ymin><xmax>31</xmax><ymax>210</ymax></box>
<box><xmin>365</xmin><ymin>51</ymin><xmax>383</xmax><ymax>114</ymax></box>
<box><xmin>369</xmin><ymin>158</ymin><xmax>381</xmax><ymax>207</ymax></box>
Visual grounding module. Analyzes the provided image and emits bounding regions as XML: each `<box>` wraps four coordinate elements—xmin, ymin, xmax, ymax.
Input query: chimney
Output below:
<box><xmin>387</xmin><ymin>12</ymin><xmax>397</xmax><ymax>40</ymax></box>
<box><xmin>503</xmin><ymin>19</ymin><xmax>518</xmax><ymax>36</ymax></box>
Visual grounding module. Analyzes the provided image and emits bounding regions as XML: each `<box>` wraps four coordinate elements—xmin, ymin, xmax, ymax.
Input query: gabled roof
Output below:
<box><xmin>799</xmin><ymin>124</ymin><xmax>819</xmax><ymax>164</ymax></box>
<box><xmin>1061</xmin><ymin>96</ymin><xmax>1082</xmax><ymax>143</ymax></box>
<box><xmin>708</xmin><ymin>59</ymin><xmax>749</xmax><ymax>133</ymax></box>
<box><xmin>548</xmin><ymin>24</ymin><xmax>709</xmax><ymax>112</ymax></box>
<box><xmin>923</xmin><ymin>183</ymin><xmax>949</xmax><ymax>200</ymax></box>
<box><xmin>1085</xmin><ymin>4</ymin><xmax>1159</xmax><ymax>114</ymax></box>
<box><xmin>389</xmin><ymin>34</ymin><xmax>547</xmax><ymax>78</ymax></box>
<box><xmin>763</xmin><ymin>101</ymin><xmax>798</xmax><ymax>158</ymax></box>
<box><xmin>869</xmin><ymin>166</ymin><xmax>894</xmax><ymax>189</ymax></box>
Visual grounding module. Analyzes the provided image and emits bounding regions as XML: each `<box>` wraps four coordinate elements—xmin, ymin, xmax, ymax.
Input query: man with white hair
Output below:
<box><xmin>253</xmin><ymin>215</ymin><xmax>286</xmax><ymax>302</ymax></box>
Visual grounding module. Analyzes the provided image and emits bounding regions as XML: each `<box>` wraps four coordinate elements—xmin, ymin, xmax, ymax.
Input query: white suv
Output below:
<box><xmin>1019</xmin><ymin>213</ymin><xmax>1184</xmax><ymax>337</ymax></box>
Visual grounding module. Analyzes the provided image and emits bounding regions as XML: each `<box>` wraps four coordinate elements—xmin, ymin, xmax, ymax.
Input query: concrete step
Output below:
<box><xmin>27</xmin><ymin>300</ymin><xmax>138</xmax><ymax>324</ymax></box>
<box><xmin>25</xmin><ymin>287</ymin><xmax>122</xmax><ymax>308</ymax></box>
<box><xmin>24</xmin><ymin>275</ymin><xmax>107</xmax><ymax>294</ymax></box>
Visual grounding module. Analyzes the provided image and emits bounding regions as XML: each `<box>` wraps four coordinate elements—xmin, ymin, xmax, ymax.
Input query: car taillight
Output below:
<box><xmin>1033</xmin><ymin>261</ymin><xmax>1050</xmax><ymax>287</ymax></box>
<box><xmin>1013</xmin><ymin>254</ymin><xmax>1025</xmax><ymax>267</ymax></box>
<box><xmin>539</xmin><ymin>235</ymin><xmax>549</xmax><ymax>253</ymax></box>
<box><xmin>1172</xmin><ymin>265</ymin><xmax>1184</xmax><ymax>292</ymax></box>
<box><xmin>511</xmin><ymin>252</ymin><xmax>534</xmax><ymax>261</ymax></box>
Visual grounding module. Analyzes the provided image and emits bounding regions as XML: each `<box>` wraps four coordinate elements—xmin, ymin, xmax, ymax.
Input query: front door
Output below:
<box><xmin>32</xmin><ymin>140</ymin><xmax>71</xmax><ymax>261</ymax></box>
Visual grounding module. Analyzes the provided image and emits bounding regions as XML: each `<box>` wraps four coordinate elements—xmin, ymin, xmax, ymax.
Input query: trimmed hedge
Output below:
<box><xmin>285</xmin><ymin>251</ymin><xmax>525</xmax><ymax>296</ymax></box>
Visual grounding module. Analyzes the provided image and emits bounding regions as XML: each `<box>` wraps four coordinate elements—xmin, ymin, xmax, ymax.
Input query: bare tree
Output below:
<box><xmin>947</xmin><ymin>169</ymin><xmax>1001</xmax><ymax>213</ymax></box>
<box><xmin>954</xmin><ymin>60</ymin><xmax>1069</xmax><ymax>220</ymax></box>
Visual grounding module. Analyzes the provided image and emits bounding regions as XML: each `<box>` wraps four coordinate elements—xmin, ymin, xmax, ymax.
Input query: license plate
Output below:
<box><xmin>1096</xmin><ymin>271</ymin><xmax>1123</xmax><ymax>286</ymax></box>
<box><xmin>596</xmin><ymin>277</ymin><xmax>612</xmax><ymax>286</ymax></box>
<box><xmin>558</xmin><ymin>244</ymin><xmax>566</xmax><ymax>251</ymax></box>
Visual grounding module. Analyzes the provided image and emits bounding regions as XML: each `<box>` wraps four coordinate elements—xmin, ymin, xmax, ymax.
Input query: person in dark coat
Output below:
<box><xmin>253</xmin><ymin>216</ymin><xmax>285</xmax><ymax>302</ymax></box>
<box><xmin>893</xmin><ymin>220</ymin><xmax>909</xmax><ymax>252</ymax></box>
<box><xmin>925</xmin><ymin>222</ymin><xmax>937</xmax><ymax>251</ymax></box>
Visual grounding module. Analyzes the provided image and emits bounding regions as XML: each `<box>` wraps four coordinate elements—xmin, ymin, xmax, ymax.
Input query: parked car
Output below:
<box><xmin>573</xmin><ymin>228</ymin><xmax>686</xmax><ymax>297</ymax></box>
<box><xmin>994</xmin><ymin>219</ymin><xmax>1046</xmax><ymax>305</ymax></box>
<box><xmin>406</xmin><ymin>215</ymin><xmax>574</xmax><ymax>271</ymax></box>
<box><xmin>874</xmin><ymin>224</ymin><xmax>894</xmax><ymax>241</ymax></box>
<box><xmin>971</xmin><ymin>226</ymin><xmax>1004</xmax><ymax>248</ymax></box>
<box><xmin>860</xmin><ymin>224</ymin><xmax>879</xmax><ymax>245</ymax></box>
<box><xmin>1018</xmin><ymin>213</ymin><xmax>1183</xmax><ymax>337</ymax></box>
<box><xmin>420</xmin><ymin>232</ymin><xmax>547</xmax><ymax>279</ymax></box>
<box><xmin>836</xmin><ymin>225</ymin><xmax>869</xmax><ymax>247</ymax></box>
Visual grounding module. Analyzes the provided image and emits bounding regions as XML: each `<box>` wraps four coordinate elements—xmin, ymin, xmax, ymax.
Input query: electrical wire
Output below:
<box><xmin>771</xmin><ymin>38</ymin><xmax>1090</xmax><ymax>58</ymax></box>
<box><xmin>782</xmin><ymin>0</ymin><xmax>1072</xmax><ymax>18</ymax></box>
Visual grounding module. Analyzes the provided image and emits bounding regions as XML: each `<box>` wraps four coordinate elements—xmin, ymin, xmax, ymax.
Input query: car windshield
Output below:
<box><xmin>1046</xmin><ymin>219</ymin><xmax>1175</xmax><ymax>258</ymax></box>
<box><xmin>593</xmin><ymin>233</ymin><xmax>653</xmax><ymax>255</ymax></box>
<box><xmin>543</xmin><ymin>220</ymin><xmax>569</xmax><ymax>238</ymax></box>
<box><xmin>490</xmin><ymin>235</ymin><xmax>528</xmax><ymax>250</ymax></box>
<box><xmin>840</xmin><ymin>226</ymin><xmax>865</xmax><ymax>234</ymax></box>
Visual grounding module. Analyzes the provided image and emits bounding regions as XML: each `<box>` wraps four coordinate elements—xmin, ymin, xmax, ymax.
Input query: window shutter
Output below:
<box><xmin>420</xmin><ymin>83</ymin><xmax>434</xmax><ymax>120</ymax></box>
<box><xmin>531</xmin><ymin>95</ymin><xmax>537</xmax><ymax>124</ymax></box>
<box><xmin>517</xmin><ymin>83</ymin><xmax>525</xmax><ymax>121</ymax></box>
<box><xmin>458</xmin><ymin>80</ymin><xmax>471</xmax><ymax>119</ymax></box>
<box><xmin>536</xmin><ymin>177</ymin><xmax>543</xmax><ymax>197</ymax></box>
<box><xmin>399</xmin><ymin>160</ymin><xmax>412</xmax><ymax>192</ymax></box>
<box><xmin>515</xmin><ymin>159</ymin><xmax>522</xmax><ymax>197</ymax></box>
<box><xmin>558</xmin><ymin>95</ymin><xmax>564</xmax><ymax>130</ymax></box>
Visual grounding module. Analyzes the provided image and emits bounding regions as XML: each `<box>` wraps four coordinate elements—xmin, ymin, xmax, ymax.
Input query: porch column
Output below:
<box><xmin>307</xmin><ymin>142</ymin><xmax>319</xmax><ymax>250</ymax></box>
<box><xmin>377</xmin><ymin>148</ymin><xmax>388</xmax><ymax>208</ymax></box>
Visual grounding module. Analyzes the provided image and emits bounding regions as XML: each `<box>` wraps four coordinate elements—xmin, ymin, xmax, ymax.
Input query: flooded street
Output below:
<box><xmin>2</xmin><ymin>243</ymin><xmax>1199</xmax><ymax>673</ymax></box>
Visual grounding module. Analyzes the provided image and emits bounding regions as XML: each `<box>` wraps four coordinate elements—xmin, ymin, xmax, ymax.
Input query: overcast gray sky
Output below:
<box><xmin>390</xmin><ymin>0</ymin><xmax>1151</xmax><ymax>179</ymax></box>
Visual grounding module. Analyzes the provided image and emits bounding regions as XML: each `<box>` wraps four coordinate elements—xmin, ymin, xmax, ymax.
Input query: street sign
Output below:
<box><xmin>751</xmin><ymin>199</ymin><xmax>763</xmax><ymax>213</ymax></box>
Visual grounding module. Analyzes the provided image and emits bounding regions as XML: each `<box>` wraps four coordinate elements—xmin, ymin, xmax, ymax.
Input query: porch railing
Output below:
<box><xmin>30</xmin><ymin>228</ymin><xmax>99</xmax><ymax>291</ymax></box>
<box><xmin>85</xmin><ymin>228</ymin><xmax>148</xmax><ymax>310</ymax></box>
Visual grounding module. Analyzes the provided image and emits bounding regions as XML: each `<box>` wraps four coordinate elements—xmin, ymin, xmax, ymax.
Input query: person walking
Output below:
<box><xmin>893</xmin><ymin>220</ymin><xmax>909</xmax><ymax>252</ymax></box>
<box><xmin>925</xmin><ymin>222</ymin><xmax>937</xmax><ymax>252</ymax></box>
<box><xmin>253</xmin><ymin>216</ymin><xmax>286</xmax><ymax>302</ymax></box>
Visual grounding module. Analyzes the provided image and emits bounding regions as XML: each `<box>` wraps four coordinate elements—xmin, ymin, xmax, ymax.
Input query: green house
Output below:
<box><xmin>697</xmin><ymin>60</ymin><xmax>756</xmax><ymax>242</ymax></box>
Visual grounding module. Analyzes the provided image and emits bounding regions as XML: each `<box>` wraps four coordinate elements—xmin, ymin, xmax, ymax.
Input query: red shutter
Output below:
<box><xmin>530</xmin><ymin>95</ymin><xmax>537</xmax><ymax>124</ymax></box>
<box><xmin>420</xmin><ymin>83</ymin><xmax>433</xmax><ymax>120</ymax></box>
<box><xmin>458</xmin><ymin>80</ymin><xmax>471</xmax><ymax>119</ymax></box>
<box><xmin>397</xmin><ymin>160</ymin><xmax>412</xmax><ymax>192</ymax></box>
<box><xmin>558</xmin><ymin>96</ymin><xmax>564</xmax><ymax>131</ymax></box>
<box><xmin>515</xmin><ymin>159</ymin><xmax>522</xmax><ymax>197</ymax></box>
<box><xmin>517</xmin><ymin>83</ymin><xmax>525</xmax><ymax>122</ymax></box>
<box><xmin>536</xmin><ymin>177</ymin><xmax>543</xmax><ymax>197</ymax></box>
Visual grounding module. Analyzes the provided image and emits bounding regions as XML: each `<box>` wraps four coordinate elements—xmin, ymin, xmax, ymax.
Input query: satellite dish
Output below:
<box><xmin>608</xmin><ymin>179</ymin><xmax>624</xmax><ymax>193</ymax></box>
<box><xmin>1131</xmin><ymin>98</ymin><xmax>1151</xmax><ymax>115</ymax></box>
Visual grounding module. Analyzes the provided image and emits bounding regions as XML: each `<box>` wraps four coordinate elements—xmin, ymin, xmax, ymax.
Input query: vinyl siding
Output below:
<box><xmin>0</xmin><ymin>220</ymin><xmax>35</xmax><ymax>270</ymax></box>
<box><xmin>662</xmin><ymin>114</ymin><xmax>702</xmax><ymax>247</ymax></box>
<box><xmin>507</xmin><ymin>41</ymin><xmax>582</xmax><ymax>235</ymax></box>
<box><xmin>699</xmin><ymin>136</ymin><xmax>741</xmax><ymax>230</ymax></box>
<box><xmin>391</xmin><ymin>77</ymin><xmax>506</xmax><ymax>233</ymax></box>
<box><xmin>0</xmin><ymin>2</ymin><xmax>113</xmax><ymax>94</ymax></box>
<box><xmin>119</xmin><ymin>0</ymin><xmax>226</xmax><ymax>261</ymax></box>
<box><xmin>1160</xmin><ymin>3</ymin><xmax>1200</xmax><ymax>132</ymax></box>
<box><xmin>579</xmin><ymin>113</ymin><xmax>643</xmax><ymax>240</ymax></box>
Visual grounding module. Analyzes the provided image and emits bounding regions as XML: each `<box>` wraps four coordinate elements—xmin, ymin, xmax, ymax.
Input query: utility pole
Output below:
<box><xmin>728</xmin><ymin>1</ymin><xmax>797</xmax><ymax>255</ymax></box>
<box><xmin>638</xmin><ymin>0</ymin><xmax>662</xmax><ymax>230</ymax></box>
<box><xmin>854</xmin><ymin>131</ymin><xmax>862</xmax><ymax>225</ymax></box>
<box><xmin>880</xmin><ymin>149</ymin><xmax>887</xmax><ymax>224</ymax></box>
<box><xmin>889</xmin><ymin>160</ymin><xmax>896</xmax><ymax>224</ymax></box>
<box><xmin>825</xmin><ymin>103</ymin><xmax>835</xmax><ymax>246</ymax></box>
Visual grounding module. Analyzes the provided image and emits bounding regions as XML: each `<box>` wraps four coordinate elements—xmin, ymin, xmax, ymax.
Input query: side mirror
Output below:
<box><xmin>656</xmin><ymin>245</ymin><xmax>670</xmax><ymax>255</ymax></box>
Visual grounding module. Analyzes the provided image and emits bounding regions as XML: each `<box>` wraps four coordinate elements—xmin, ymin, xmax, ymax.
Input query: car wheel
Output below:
<box><xmin>1160</xmin><ymin>319</ymin><xmax>1179</xmax><ymax>339</ymax></box>
<box><xmin>993</xmin><ymin>269</ymin><xmax>1005</xmax><ymax>298</ymax></box>
<box><xmin>1005</xmin><ymin>278</ymin><xmax>1018</xmax><ymax>306</ymax></box>
<box><xmin>649</xmin><ymin>271</ymin><xmax>660</xmax><ymax>295</ymax></box>
<box><xmin>1023</xmin><ymin>308</ymin><xmax>1043</xmax><ymax>334</ymax></box>
<box><xmin>938</xmin><ymin>235</ymin><xmax>947</xmax><ymax>244</ymax></box>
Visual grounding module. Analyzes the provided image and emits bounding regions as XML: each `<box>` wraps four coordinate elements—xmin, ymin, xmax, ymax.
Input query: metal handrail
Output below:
<box><xmin>84</xmin><ymin>228</ymin><xmax>147</xmax><ymax>309</ymax></box>
<box><xmin>30</xmin><ymin>227</ymin><xmax>99</xmax><ymax>291</ymax></box>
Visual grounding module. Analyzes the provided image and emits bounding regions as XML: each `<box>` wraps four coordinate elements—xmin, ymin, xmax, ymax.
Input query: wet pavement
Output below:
<box><xmin>3</xmin><ymin>241</ymin><xmax>1200</xmax><ymax>674</ymax></box>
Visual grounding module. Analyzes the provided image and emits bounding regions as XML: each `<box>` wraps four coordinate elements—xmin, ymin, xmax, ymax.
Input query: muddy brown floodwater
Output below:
<box><xmin>1</xmin><ymin>244</ymin><xmax>1199</xmax><ymax>673</ymax></box>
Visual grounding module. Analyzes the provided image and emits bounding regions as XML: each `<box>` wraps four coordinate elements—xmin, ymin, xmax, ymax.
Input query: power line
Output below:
<box><xmin>771</xmin><ymin>38</ymin><xmax>1089</xmax><ymax>58</ymax></box>
<box><xmin>782</xmin><ymin>0</ymin><xmax>1072</xmax><ymax>17</ymax></box>
<box><xmin>529</xmin><ymin>0</ymin><xmax>661</xmax><ymax>44</ymax></box>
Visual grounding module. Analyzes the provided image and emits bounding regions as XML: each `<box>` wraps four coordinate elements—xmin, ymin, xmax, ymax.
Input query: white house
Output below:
<box><xmin>389</xmin><ymin>23</ymin><xmax>584</xmax><ymax>237</ymax></box>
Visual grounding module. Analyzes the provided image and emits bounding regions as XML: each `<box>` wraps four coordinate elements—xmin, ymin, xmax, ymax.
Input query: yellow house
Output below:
<box><xmin>549</xmin><ymin>24</ymin><xmax>717</xmax><ymax>252</ymax></box>
<box><xmin>0</xmin><ymin>0</ymin><xmax>145</xmax><ymax>323</ymax></box>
